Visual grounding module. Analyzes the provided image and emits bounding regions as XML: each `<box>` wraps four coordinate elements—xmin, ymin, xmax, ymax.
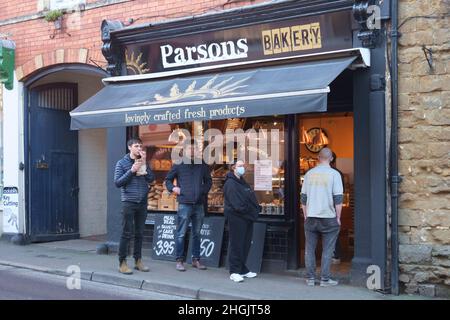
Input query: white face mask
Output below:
<box><xmin>236</xmin><ymin>167</ymin><xmax>245</xmax><ymax>176</ymax></box>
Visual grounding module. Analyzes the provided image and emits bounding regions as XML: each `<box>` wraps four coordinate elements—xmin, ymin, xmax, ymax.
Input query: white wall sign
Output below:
<box><xmin>254</xmin><ymin>160</ymin><xmax>273</xmax><ymax>191</ymax></box>
<box><xmin>2</xmin><ymin>187</ymin><xmax>19</xmax><ymax>233</ymax></box>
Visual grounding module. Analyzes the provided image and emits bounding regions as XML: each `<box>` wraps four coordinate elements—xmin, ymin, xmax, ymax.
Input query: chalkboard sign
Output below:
<box><xmin>151</xmin><ymin>214</ymin><xmax>177</xmax><ymax>261</ymax></box>
<box><xmin>226</xmin><ymin>222</ymin><xmax>266</xmax><ymax>273</ymax></box>
<box><xmin>186</xmin><ymin>216</ymin><xmax>225</xmax><ymax>268</ymax></box>
<box><xmin>244</xmin><ymin>222</ymin><xmax>266</xmax><ymax>273</ymax></box>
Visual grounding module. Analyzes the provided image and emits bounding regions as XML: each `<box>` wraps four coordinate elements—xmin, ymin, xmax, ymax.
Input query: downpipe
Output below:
<box><xmin>390</xmin><ymin>0</ymin><xmax>400</xmax><ymax>296</ymax></box>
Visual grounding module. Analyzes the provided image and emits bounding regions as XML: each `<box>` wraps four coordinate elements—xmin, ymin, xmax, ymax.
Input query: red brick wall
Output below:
<box><xmin>0</xmin><ymin>0</ymin><xmax>38</xmax><ymax>21</ymax></box>
<box><xmin>0</xmin><ymin>0</ymin><xmax>268</xmax><ymax>80</ymax></box>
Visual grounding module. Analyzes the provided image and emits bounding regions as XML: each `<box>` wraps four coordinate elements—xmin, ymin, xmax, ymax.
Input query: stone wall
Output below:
<box><xmin>397</xmin><ymin>0</ymin><xmax>450</xmax><ymax>297</ymax></box>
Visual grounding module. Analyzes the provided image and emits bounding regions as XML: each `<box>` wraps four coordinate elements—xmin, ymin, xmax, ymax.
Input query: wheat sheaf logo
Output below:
<box><xmin>135</xmin><ymin>75</ymin><xmax>250</xmax><ymax>106</ymax></box>
<box><xmin>125</xmin><ymin>50</ymin><xmax>150</xmax><ymax>74</ymax></box>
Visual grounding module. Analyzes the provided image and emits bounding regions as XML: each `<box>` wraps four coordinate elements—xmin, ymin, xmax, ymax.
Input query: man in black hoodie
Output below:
<box><xmin>165</xmin><ymin>140</ymin><xmax>212</xmax><ymax>271</ymax></box>
<box><xmin>223</xmin><ymin>160</ymin><xmax>261</xmax><ymax>282</ymax></box>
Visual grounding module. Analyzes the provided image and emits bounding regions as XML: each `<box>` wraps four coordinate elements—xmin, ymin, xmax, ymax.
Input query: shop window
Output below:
<box><xmin>139</xmin><ymin>123</ymin><xmax>185</xmax><ymax>212</ymax></box>
<box><xmin>138</xmin><ymin>115</ymin><xmax>286</xmax><ymax>217</ymax></box>
<box><xmin>206</xmin><ymin>116</ymin><xmax>285</xmax><ymax>216</ymax></box>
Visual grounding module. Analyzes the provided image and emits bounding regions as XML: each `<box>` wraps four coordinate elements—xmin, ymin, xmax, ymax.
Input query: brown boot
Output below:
<box><xmin>192</xmin><ymin>258</ymin><xmax>207</xmax><ymax>270</ymax></box>
<box><xmin>119</xmin><ymin>260</ymin><xmax>133</xmax><ymax>275</ymax></box>
<box><xmin>176</xmin><ymin>259</ymin><xmax>186</xmax><ymax>272</ymax></box>
<box><xmin>134</xmin><ymin>259</ymin><xmax>150</xmax><ymax>272</ymax></box>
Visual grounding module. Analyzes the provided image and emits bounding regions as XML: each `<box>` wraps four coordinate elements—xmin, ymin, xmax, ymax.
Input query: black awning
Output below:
<box><xmin>70</xmin><ymin>57</ymin><xmax>355</xmax><ymax>130</ymax></box>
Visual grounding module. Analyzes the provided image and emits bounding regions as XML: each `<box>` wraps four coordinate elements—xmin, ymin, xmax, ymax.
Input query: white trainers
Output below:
<box><xmin>230</xmin><ymin>273</ymin><xmax>244</xmax><ymax>282</ymax></box>
<box><xmin>332</xmin><ymin>258</ymin><xmax>341</xmax><ymax>265</ymax></box>
<box><xmin>306</xmin><ymin>278</ymin><xmax>315</xmax><ymax>286</ymax></box>
<box><xmin>241</xmin><ymin>271</ymin><xmax>257</xmax><ymax>278</ymax></box>
<box><xmin>320</xmin><ymin>279</ymin><xmax>339</xmax><ymax>287</ymax></box>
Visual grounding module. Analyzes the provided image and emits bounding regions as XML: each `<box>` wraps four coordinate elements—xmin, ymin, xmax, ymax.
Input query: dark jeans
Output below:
<box><xmin>118</xmin><ymin>201</ymin><xmax>147</xmax><ymax>263</ymax></box>
<box><xmin>304</xmin><ymin>217</ymin><xmax>340</xmax><ymax>281</ymax></box>
<box><xmin>227</xmin><ymin>214</ymin><xmax>253</xmax><ymax>275</ymax></box>
<box><xmin>176</xmin><ymin>203</ymin><xmax>205</xmax><ymax>261</ymax></box>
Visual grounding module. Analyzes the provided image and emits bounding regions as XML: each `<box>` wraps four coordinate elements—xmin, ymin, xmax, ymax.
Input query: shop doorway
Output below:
<box><xmin>28</xmin><ymin>83</ymin><xmax>79</xmax><ymax>241</ymax></box>
<box><xmin>298</xmin><ymin>112</ymin><xmax>354</xmax><ymax>275</ymax></box>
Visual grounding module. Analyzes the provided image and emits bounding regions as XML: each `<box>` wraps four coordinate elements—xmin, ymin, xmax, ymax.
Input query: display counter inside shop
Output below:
<box><xmin>141</xmin><ymin>117</ymin><xmax>286</xmax><ymax>221</ymax></box>
<box><xmin>144</xmin><ymin>147</ymin><xmax>286</xmax><ymax>222</ymax></box>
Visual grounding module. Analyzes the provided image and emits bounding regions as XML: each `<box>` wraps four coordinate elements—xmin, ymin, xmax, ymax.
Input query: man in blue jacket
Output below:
<box><xmin>114</xmin><ymin>138</ymin><xmax>155</xmax><ymax>274</ymax></box>
<box><xmin>165</xmin><ymin>139</ymin><xmax>212</xmax><ymax>271</ymax></box>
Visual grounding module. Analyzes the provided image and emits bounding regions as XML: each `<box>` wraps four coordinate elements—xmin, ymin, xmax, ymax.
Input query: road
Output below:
<box><xmin>0</xmin><ymin>265</ymin><xmax>190</xmax><ymax>300</ymax></box>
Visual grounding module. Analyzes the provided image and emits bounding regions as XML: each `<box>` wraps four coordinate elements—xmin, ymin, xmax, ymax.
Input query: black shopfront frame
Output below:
<box><xmin>103</xmin><ymin>0</ymin><xmax>387</xmax><ymax>289</ymax></box>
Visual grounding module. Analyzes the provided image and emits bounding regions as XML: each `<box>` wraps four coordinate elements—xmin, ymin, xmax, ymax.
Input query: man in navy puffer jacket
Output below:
<box><xmin>114</xmin><ymin>138</ymin><xmax>155</xmax><ymax>274</ymax></box>
<box><xmin>165</xmin><ymin>140</ymin><xmax>212</xmax><ymax>271</ymax></box>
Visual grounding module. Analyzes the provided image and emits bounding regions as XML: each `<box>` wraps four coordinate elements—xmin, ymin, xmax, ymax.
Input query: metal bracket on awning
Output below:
<box><xmin>348</xmin><ymin>48</ymin><xmax>371</xmax><ymax>69</ymax></box>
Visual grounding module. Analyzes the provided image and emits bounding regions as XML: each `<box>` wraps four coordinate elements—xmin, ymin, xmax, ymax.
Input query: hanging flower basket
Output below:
<box><xmin>44</xmin><ymin>10</ymin><xmax>64</xmax><ymax>29</ymax></box>
<box><xmin>53</xmin><ymin>16</ymin><xmax>63</xmax><ymax>30</ymax></box>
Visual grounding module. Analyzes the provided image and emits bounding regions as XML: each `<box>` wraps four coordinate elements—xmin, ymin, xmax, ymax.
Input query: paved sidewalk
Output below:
<box><xmin>0</xmin><ymin>239</ymin><xmax>428</xmax><ymax>300</ymax></box>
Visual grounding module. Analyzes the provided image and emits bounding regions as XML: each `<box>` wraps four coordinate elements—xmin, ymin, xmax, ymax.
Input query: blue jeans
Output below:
<box><xmin>176</xmin><ymin>203</ymin><xmax>205</xmax><ymax>261</ymax></box>
<box><xmin>304</xmin><ymin>217</ymin><xmax>340</xmax><ymax>281</ymax></box>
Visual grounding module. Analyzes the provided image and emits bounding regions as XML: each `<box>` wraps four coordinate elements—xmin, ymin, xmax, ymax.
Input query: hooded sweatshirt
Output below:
<box><xmin>223</xmin><ymin>171</ymin><xmax>261</xmax><ymax>221</ymax></box>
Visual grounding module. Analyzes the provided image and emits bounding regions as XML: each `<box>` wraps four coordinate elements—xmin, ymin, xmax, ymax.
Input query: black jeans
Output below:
<box><xmin>118</xmin><ymin>201</ymin><xmax>147</xmax><ymax>263</ymax></box>
<box><xmin>227</xmin><ymin>214</ymin><xmax>253</xmax><ymax>275</ymax></box>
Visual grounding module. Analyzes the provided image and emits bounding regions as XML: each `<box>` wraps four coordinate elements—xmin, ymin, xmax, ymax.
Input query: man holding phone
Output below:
<box><xmin>114</xmin><ymin>137</ymin><xmax>155</xmax><ymax>274</ymax></box>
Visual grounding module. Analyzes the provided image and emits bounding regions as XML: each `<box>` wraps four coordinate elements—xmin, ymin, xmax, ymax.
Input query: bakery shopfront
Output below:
<box><xmin>71</xmin><ymin>1</ymin><xmax>388</xmax><ymax>288</ymax></box>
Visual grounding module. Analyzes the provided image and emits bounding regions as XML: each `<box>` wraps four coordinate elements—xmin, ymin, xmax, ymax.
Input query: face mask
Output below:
<box><xmin>236</xmin><ymin>167</ymin><xmax>245</xmax><ymax>176</ymax></box>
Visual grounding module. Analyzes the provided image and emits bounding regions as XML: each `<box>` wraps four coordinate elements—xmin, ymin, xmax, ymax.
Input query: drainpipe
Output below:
<box><xmin>390</xmin><ymin>0</ymin><xmax>400</xmax><ymax>296</ymax></box>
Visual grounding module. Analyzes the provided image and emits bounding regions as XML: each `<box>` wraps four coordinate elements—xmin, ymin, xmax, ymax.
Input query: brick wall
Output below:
<box><xmin>397</xmin><ymin>0</ymin><xmax>450</xmax><ymax>297</ymax></box>
<box><xmin>0</xmin><ymin>0</ymin><xmax>268</xmax><ymax>80</ymax></box>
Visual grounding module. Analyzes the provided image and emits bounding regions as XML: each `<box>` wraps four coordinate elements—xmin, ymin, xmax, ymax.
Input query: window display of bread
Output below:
<box><xmin>208</xmin><ymin>193</ymin><xmax>224</xmax><ymax>208</ymax></box>
<box><xmin>207</xmin><ymin>171</ymin><xmax>225</xmax><ymax>212</ymax></box>
<box><xmin>150</xmin><ymin>159</ymin><xmax>161</xmax><ymax>170</ymax></box>
<box><xmin>158</xmin><ymin>190</ymin><xmax>177</xmax><ymax>210</ymax></box>
<box><xmin>147</xmin><ymin>180</ymin><xmax>178</xmax><ymax>211</ymax></box>
<box><xmin>160</xmin><ymin>159</ymin><xmax>172</xmax><ymax>170</ymax></box>
<box><xmin>145</xmin><ymin>146</ymin><xmax>178</xmax><ymax>211</ymax></box>
<box><xmin>147</xmin><ymin>182</ymin><xmax>162</xmax><ymax>210</ymax></box>
<box><xmin>211</xmin><ymin>166</ymin><xmax>227</xmax><ymax>177</ymax></box>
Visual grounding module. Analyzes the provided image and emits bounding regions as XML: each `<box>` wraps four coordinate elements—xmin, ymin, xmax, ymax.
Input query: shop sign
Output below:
<box><xmin>160</xmin><ymin>38</ymin><xmax>249</xmax><ymax>69</ymax></box>
<box><xmin>2</xmin><ymin>187</ymin><xmax>19</xmax><ymax>233</ymax></box>
<box><xmin>124</xmin><ymin>10</ymin><xmax>352</xmax><ymax>74</ymax></box>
